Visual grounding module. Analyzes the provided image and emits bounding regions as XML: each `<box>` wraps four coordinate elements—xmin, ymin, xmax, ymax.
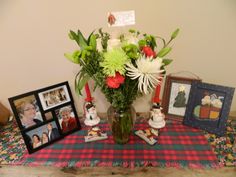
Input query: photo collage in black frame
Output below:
<box><xmin>8</xmin><ymin>81</ymin><xmax>81</xmax><ymax>154</ymax></box>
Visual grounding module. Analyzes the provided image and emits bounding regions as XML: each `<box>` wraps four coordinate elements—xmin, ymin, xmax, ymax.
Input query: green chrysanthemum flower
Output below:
<box><xmin>100</xmin><ymin>48</ymin><xmax>129</xmax><ymax>76</ymax></box>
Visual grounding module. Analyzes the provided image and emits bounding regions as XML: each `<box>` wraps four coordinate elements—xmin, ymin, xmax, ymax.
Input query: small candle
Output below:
<box><xmin>85</xmin><ymin>83</ymin><xmax>93</xmax><ymax>102</ymax></box>
<box><xmin>153</xmin><ymin>78</ymin><xmax>162</xmax><ymax>103</ymax></box>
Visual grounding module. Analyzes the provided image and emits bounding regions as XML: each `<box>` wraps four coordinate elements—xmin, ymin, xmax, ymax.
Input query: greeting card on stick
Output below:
<box><xmin>108</xmin><ymin>10</ymin><xmax>135</xmax><ymax>27</ymax></box>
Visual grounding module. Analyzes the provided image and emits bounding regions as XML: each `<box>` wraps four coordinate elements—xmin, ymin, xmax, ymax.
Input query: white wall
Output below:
<box><xmin>1</xmin><ymin>0</ymin><xmax>236</xmax><ymax>114</ymax></box>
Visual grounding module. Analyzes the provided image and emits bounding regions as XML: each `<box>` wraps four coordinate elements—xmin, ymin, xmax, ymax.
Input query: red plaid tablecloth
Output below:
<box><xmin>16</xmin><ymin>120</ymin><xmax>219</xmax><ymax>168</ymax></box>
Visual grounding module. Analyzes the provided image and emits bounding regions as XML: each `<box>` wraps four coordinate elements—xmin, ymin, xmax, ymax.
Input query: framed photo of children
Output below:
<box><xmin>8</xmin><ymin>81</ymin><xmax>81</xmax><ymax>154</ymax></box>
<box><xmin>162</xmin><ymin>75</ymin><xmax>201</xmax><ymax>120</ymax></box>
<box><xmin>183</xmin><ymin>82</ymin><xmax>235</xmax><ymax>136</ymax></box>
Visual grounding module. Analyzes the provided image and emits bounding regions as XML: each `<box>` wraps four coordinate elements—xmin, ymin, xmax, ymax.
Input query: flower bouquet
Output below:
<box><xmin>65</xmin><ymin>28</ymin><xmax>179</xmax><ymax>144</ymax></box>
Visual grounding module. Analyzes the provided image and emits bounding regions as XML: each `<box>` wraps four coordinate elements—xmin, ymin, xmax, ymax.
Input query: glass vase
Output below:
<box><xmin>107</xmin><ymin>105</ymin><xmax>136</xmax><ymax>144</ymax></box>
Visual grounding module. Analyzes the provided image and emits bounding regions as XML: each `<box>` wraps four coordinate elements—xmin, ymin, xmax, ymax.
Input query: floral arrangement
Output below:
<box><xmin>65</xmin><ymin>28</ymin><xmax>179</xmax><ymax>111</ymax></box>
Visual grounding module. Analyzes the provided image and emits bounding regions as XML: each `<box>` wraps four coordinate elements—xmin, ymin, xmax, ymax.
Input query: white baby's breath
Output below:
<box><xmin>126</xmin><ymin>56</ymin><xmax>164</xmax><ymax>94</ymax></box>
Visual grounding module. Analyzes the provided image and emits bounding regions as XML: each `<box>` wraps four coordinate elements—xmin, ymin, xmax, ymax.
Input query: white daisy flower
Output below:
<box><xmin>126</xmin><ymin>56</ymin><xmax>164</xmax><ymax>94</ymax></box>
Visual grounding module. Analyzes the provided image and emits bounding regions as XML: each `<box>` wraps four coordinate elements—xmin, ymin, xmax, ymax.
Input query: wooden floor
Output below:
<box><xmin>0</xmin><ymin>165</ymin><xmax>235</xmax><ymax>177</ymax></box>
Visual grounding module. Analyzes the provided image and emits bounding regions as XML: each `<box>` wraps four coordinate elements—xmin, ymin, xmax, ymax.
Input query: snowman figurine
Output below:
<box><xmin>148</xmin><ymin>103</ymin><xmax>166</xmax><ymax>129</ymax></box>
<box><xmin>84</xmin><ymin>102</ymin><xmax>100</xmax><ymax>126</ymax></box>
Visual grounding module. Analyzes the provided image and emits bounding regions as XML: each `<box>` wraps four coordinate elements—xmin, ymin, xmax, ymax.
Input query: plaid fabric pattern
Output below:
<box><xmin>16</xmin><ymin>120</ymin><xmax>219</xmax><ymax>168</ymax></box>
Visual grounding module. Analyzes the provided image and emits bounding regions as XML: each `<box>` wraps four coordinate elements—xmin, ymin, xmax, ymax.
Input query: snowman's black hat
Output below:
<box><xmin>86</xmin><ymin>102</ymin><xmax>95</xmax><ymax>110</ymax></box>
<box><xmin>152</xmin><ymin>102</ymin><xmax>161</xmax><ymax>109</ymax></box>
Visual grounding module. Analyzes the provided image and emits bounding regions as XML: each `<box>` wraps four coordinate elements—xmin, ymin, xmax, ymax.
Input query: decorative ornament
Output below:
<box><xmin>83</xmin><ymin>83</ymin><xmax>100</xmax><ymax>126</ymax></box>
<box><xmin>135</xmin><ymin>127</ymin><xmax>159</xmax><ymax>145</ymax></box>
<box><xmin>84</xmin><ymin>101</ymin><xmax>100</xmax><ymax>127</ymax></box>
<box><xmin>84</xmin><ymin>126</ymin><xmax>108</xmax><ymax>142</ymax></box>
<box><xmin>148</xmin><ymin>103</ymin><xmax>166</xmax><ymax>129</ymax></box>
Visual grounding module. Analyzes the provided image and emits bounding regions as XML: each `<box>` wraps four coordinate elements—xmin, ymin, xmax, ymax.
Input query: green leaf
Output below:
<box><xmin>138</xmin><ymin>39</ymin><xmax>146</xmax><ymax>48</ymax></box>
<box><xmin>64</xmin><ymin>53</ymin><xmax>74</xmax><ymax>62</ymax></box>
<box><xmin>64</xmin><ymin>50</ymin><xmax>81</xmax><ymax>64</ymax></box>
<box><xmin>162</xmin><ymin>58</ymin><xmax>173</xmax><ymax>66</ymax></box>
<box><xmin>88</xmin><ymin>34</ymin><xmax>97</xmax><ymax>50</ymax></box>
<box><xmin>93</xmin><ymin>82</ymin><xmax>99</xmax><ymax>92</ymax></box>
<box><xmin>122</xmin><ymin>44</ymin><xmax>139</xmax><ymax>59</ymax></box>
<box><xmin>72</xmin><ymin>51</ymin><xmax>81</xmax><ymax>62</ymax></box>
<box><xmin>129</xmin><ymin>29</ymin><xmax>136</xmax><ymax>33</ymax></box>
<box><xmin>87</xmin><ymin>30</ymin><xmax>95</xmax><ymax>41</ymax></box>
<box><xmin>69</xmin><ymin>30</ymin><xmax>88</xmax><ymax>49</ymax></box>
<box><xmin>81</xmin><ymin>50</ymin><xmax>87</xmax><ymax>59</ymax></box>
<box><xmin>84</xmin><ymin>46</ymin><xmax>93</xmax><ymax>51</ymax></box>
<box><xmin>171</xmin><ymin>28</ymin><xmax>180</xmax><ymax>39</ymax></box>
<box><xmin>69</xmin><ymin>31</ymin><xmax>80</xmax><ymax>46</ymax></box>
<box><xmin>68</xmin><ymin>32</ymin><xmax>74</xmax><ymax>40</ymax></box>
<box><xmin>74</xmin><ymin>71</ymin><xmax>81</xmax><ymax>95</ymax></box>
<box><xmin>157</xmin><ymin>47</ymin><xmax>172</xmax><ymax>57</ymax></box>
<box><xmin>77</xmin><ymin>30</ymin><xmax>88</xmax><ymax>47</ymax></box>
<box><xmin>148</xmin><ymin>35</ymin><xmax>157</xmax><ymax>49</ymax></box>
<box><xmin>76</xmin><ymin>72</ymin><xmax>90</xmax><ymax>96</ymax></box>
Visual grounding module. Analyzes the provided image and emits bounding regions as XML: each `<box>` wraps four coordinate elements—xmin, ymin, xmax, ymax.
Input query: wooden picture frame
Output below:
<box><xmin>8</xmin><ymin>81</ymin><xmax>81</xmax><ymax>154</ymax></box>
<box><xmin>183</xmin><ymin>82</ymin><xmax>235</xmax><ymax>136</ymax></box>
<box><xmin>162</xmin><ymin>75</ymin><xmax>201</xmax><ymax>120</ymax></box>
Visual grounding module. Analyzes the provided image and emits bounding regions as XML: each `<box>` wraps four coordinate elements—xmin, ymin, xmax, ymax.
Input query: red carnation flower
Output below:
<box><xmin>106</xmin><ymin>77</ymin><xmax>120</xmax><ymax>88</ymax></box>
<box><xmin>142</xmin><ymin>46</ymin><xmax>156</xmax><ymax>58</ymax></box>
<box><xmin>114</xmin><ymin>72</ymin><xmax>125</xmax><ymax>84</ymax></box>
<box><xmin>106</xmin><ymin>72</ymin><xmax>125</xmax><ymax>89</ymax></box>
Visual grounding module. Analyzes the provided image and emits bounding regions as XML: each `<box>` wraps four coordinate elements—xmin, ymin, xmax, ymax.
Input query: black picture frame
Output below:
<box><xmin>183</xmin><ymin>82</ymin><xmax>235</xmax><ymax>136</ymax></box>
<box><xmin>162</xmin><ymin>75</ymin><xmax>201</xmax><ymax>121</ymax></box>
<box><xmin>8</xmin><ymin>81</ymin><xmax>81</xmax><ymax>154</ymax></box>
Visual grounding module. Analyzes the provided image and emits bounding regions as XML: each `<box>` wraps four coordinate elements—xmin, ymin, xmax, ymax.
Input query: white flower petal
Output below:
<box><xmin>125</xmin><ymin>56</ymin><xmax>164</xmax><ymax>94</ymax></box>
